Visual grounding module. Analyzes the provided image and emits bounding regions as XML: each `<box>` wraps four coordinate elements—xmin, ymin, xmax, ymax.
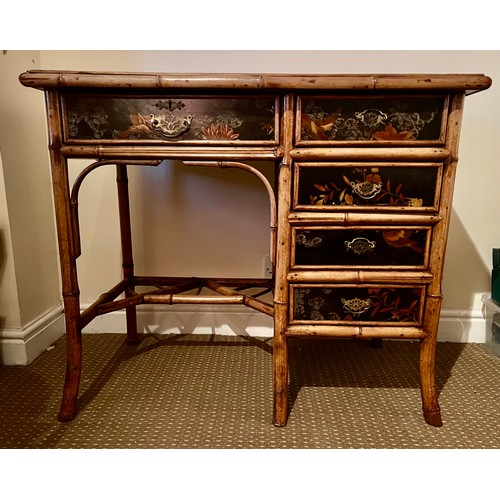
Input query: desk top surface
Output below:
<box><xmin>19</xmin><ymin>71</ymin><xmax>492</xmax><ymax>93</ymax></box>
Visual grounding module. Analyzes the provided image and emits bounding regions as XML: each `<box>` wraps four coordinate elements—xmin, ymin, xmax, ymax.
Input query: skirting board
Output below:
<box><xmin>0</xmin><ymin>302</ymin><xmax>488</xmax><ymax>365</ymax></box>
<box><xmin>0</xmin><ymin>303</ymin><xmax>64</xmax><ymax>366</ymax></box>
<box><xmin>81</xmin><ymin>302</ymin><xmax>487</xmax><ymax>344</ymax></box>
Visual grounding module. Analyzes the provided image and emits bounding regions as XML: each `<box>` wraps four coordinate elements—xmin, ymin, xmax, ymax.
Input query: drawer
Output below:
<box><xmin>291</xmin><ymin>285</ymin><xmax>425</xmax><ymax>325</ymax></box>
<box><xmin>61</xmin><ymin>93</ymin><xmax>279</xmax><ymax>144</ymax></box>
<box><xmin>292</xmin><ymin>226</ymin><xmax>431</xmax><ymax>268</ymax></box>
<box><xmin>294</xmin><ymin>162</ymin><xmax>442</xmax><ymax>211</ymax></box>
<box><xmin>297</xmin><ymin>94</ymin><xmax>448</xmax><ymax>145</ymax></box>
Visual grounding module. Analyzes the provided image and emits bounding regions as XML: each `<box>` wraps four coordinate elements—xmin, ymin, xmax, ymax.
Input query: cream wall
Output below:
<box><xmin>0</xmin><ymin>51</ymin><xmax>63</xmax><ymax>364</ymax></box>
<box><xmin>0</xmin><ymin>152</ymin><xmax>20</xmax><ymax>329</ymax></box>
<box><xmin>1</xmin><ymin>50</ymin><xmax>499</xmax><ymax>363</ymax></box>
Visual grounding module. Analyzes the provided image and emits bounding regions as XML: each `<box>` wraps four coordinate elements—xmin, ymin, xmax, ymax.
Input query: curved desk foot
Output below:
<box><xmin>58</xmin><ymin>410</ymin><xmax>77</xmax><ymax>423</ymax></box>
<box><xmin>273</xmin><ymin>414</ymin><xmax>288</xmax><ymax>427</ymax></box>
<box><xmin>423</xmin><ymin>408</ymin><xmax>443</xmax><ymax>427</ymax></box>
<box><xmin>58</xmin><ymin>305</ymin><xmax>82</xmax><ymax>423</ymax></box>
<box><xmin>58</xmin><ymin>374</ymin><xmax>80</xmax><ymax>423</ymax></box>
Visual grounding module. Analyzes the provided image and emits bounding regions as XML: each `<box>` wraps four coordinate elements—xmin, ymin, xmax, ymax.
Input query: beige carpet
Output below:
<box><xmin>1</xmin><ymin>333</ymin><xmax>500</xmax><ymax>448</ymax></box>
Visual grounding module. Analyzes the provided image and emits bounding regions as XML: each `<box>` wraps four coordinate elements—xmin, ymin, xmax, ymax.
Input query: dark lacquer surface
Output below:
<box><xmin>292</xmin><ymin>286</ymin><xmax>424</xmax><ymax>324</ymax></box>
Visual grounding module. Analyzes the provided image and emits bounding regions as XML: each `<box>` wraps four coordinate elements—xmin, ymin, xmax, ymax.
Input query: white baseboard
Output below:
<box><xmin>0</xmin><ymin>302</ymin><xmax>488</xmax><ymax>365</ymax></box>
<box><xmin>0</xmin><ymin>303</ymin><xmax>64</xmax><ymax>365</ymax></box>
<box><xmin>437</xmin><ymin>307</ymin><xmax>487</xmax><ymax>343</ymax></box>
<box><xmin>82</xmin><ymin>302</ymin><xmax>487</xmax><ymax>343</ymax></box>
<box><xmin>81</xmin><ymin>303</ymin><xmax>274</xmax><ymax>338</ymax></box>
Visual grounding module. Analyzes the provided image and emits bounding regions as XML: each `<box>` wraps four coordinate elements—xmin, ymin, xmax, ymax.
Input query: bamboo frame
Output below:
<box><xmin>290</xmin><ymin>147</ymin><xmax>451</xmax><ymax>161</ymax></box>
<box><xmin>19</xmin><ymin>71</ymin><xmax>492</xmax><ymax>92</ymax></box>
<box><xmin>19</xmin><ymin>72</ymin><xmax>491</xmax><ymax>428</ymax></box>
<box><xmin>288</xmin><ymin>212</ymin><xmax>442</xmax><ymax>226</ymax></box>
<box><xmin>60</xmin><ymin>145</ymin><xmax>284</xmax><ymax>161</ymax></box>
<box><xmin>82</xmin><ymin>277</ymin><xmax>274</xmax><ymax>322</ymax></box>
<box><xmin>287</xmin><ymin>270</ymin><xmax>434</xmax><ymax>284</ymax></box>
<box><xmin>286</xmin><ymin>325</ymin><xmax>427</xmax><ymax>339</ymax></box>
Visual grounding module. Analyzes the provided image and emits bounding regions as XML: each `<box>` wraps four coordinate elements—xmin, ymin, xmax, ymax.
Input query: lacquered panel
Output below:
<box><xmin>297</xmin><ymin>95</ymin><xmax>447</xmax><ymax>145</ymax></box>
<box><xmin>61</xmin><ymin>93</ymin><xmax>278</xmax><ymax>144</ymax></box>
<box><xmin>293</xmin><ymin>227</ymin><xmax>430</xmax><ymax>268</ymax></box>
<box><xmin>291</xmin><ymin>285</ymin><xmax>424</xmax><ymax>325</ymax></box>
<box><xmin>294</xmin><ymin>162</ymin><xmax>442</xmax><ymax>211</ymax></box>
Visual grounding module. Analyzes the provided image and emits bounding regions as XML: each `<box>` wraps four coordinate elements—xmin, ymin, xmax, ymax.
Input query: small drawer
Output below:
<box><xmin>297</xmin><ymin>94</ymin><xmax>448</xmax><ymax>145</ymax></box>
<box><xmin>292</xmin><ymin>226</ymin><xmax>431</xmax><ymax>269</ymax></box>
<box><xmin>294</xmin><ymin>162</ymin><xmax>442</xmax><ymax>211</ymax></box>
<box><xmin>61</xmin><ymin>93</ymin><xmax>279</xmax><ymax>144</ymax></box>
<box><xmin>291</xmin><ymin>285</ymin><xmax>425</xmax><ymax>325</ymax></box>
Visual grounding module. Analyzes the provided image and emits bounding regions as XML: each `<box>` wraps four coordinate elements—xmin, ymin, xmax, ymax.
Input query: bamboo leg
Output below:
<box><xmin>420</xmin><ymin>295</ymin><xmax>443</xmax><ymax>427</ymax></box>
<box><xmin>56</xmin><ymin>165</ymin><xmax>83</xmax><ymax>422</ymax></box>
<box><xmin>273</xmin><ymin>303</ymin><xmax>289</xmax><ymax>426</ymax></box>
<box><xmin>46</xmin><ymin>91</ymin><xmax>83</xmax><ymax>421</ymax></box>
<box><xmin>116</xmin><ymin>164</ymin><xmax>138</xmax><ymax>344</ymax></box>
<box><xmin>273</xmin><ymin>173</ymin><xmax>291</xmax><ymax>425</ymax></box>
<box><xmin>273</xmin><ymin>94</ymin><xmax>294</xmax><ymax>426</ymax></box>
<box><xmin>59</xmin><ymin>293</ymin><xmax>83</xmax><ymax>422</ymax></box>
<box><xmin>418</xmin><ymin>94</ymin><xmax>465</xmax><ymax>427</ymax></box>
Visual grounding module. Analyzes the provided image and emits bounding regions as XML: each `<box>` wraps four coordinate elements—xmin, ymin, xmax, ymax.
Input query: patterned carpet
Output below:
<box><xmin>1</xmin><ymin>333</ymin><xmax>500</xmax><ymax>449</ymax></box>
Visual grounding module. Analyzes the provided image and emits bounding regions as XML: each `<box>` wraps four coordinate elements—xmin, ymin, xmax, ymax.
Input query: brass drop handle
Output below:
<box><xmin>149</xmin><ymin>113</ymin><xmax>192</xmax><ymax>138</ymax></box>
<box><xmin>341</xmin><ymin>297</ymin><xmax>372</xmax><ymax>315</ymax></box>
<box><xmin>350</xmin><ymin>180</ymin><xmax>383</xmax><ymax>199</ymax></box>
<box><xmin>344</xmin><ymin>237</ymin><xmax>376</xmax><ymax>255</ymax></box>
<box><xmin>354</xmin><ymin>109</ymin><xmax>388</xmax><ymax>125</ymax></box>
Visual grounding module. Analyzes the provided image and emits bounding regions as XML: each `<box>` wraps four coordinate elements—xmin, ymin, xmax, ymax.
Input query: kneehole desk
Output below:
<box><xmin>19</xmin><ymin>71</ymin><xmax>491</xmax><ymax>426</ymax></box>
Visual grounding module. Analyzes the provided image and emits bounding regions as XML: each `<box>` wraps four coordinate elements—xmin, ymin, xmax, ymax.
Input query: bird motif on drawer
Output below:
<box><xmin>382</xmin><ymin>230</ymin><xmax>424</xmax><ymax>252</ymax></box>
<box><xmin>115</xmin><ymin>103</ymin><xmax>156</xmax><ymax>139</ymax></box>
<box><xmin>115</xmin><ymin>112</ymin><xmax>157</xmax><ymax>139</ymax></box>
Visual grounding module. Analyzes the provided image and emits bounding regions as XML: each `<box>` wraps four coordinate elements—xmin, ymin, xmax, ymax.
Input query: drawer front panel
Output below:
<box><xmin>294</xmin><ymin>162</ymin><xmax>442</xmax><ymax>211</ymax></box>
<box><xmin>293</xmin><ymin>227</ymin><xmax>430</xmax><ymax>268</ymax></box>
<box><xmin>297</xmin><ymin>95</ymin><xmax>447</xmax><ymax>145</ymax></box>
<box><xmin>61</xmin><ymin>93</ymin><xmax>278</xmax><ymax>144</ymax></box>
<box><xmin>291</xmin><ymin>285</ymin><xmax>424</xmax><ymax>325</ymax></box>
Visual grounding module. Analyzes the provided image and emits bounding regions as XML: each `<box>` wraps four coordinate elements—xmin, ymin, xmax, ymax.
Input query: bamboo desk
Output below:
<box><xmin>20</xmin><ymin>71</ymin><xmax>491</xmax><ymax>426</ymax></box>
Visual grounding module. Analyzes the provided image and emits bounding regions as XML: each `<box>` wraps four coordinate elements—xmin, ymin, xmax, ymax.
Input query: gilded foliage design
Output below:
<box><xmin>67</xmin><ymin>102</ymin><xmax>109</xmax><ymax>139</ymax></box>
<box><xmin>300</xmin><ymin>98</ymin><xmax>442</xmax><ymax>141</ymax></box>
<box><xmin>309</xmin><ymin>167</ymin><xmax>423</xmax><ymax>208</ymax></box>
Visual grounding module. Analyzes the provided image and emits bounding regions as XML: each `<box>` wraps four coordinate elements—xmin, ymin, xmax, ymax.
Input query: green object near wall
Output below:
<box><xmin>492</xmin><ymin>248</ymin><xmax>500</xmax><ymax>302</ymax></box>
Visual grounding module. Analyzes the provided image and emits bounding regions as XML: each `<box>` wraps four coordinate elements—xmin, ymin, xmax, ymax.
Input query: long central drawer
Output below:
<box><xmin>61</xmin><ymin>92</ymin><xmax>279</xmax><ymax>145</ymax></box>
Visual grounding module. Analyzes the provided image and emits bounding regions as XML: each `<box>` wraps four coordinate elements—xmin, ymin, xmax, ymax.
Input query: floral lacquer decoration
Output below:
<box><xmin>67</xmin><ymin>100</ymin><xmax>109</xmax><ymax>139</ymax></box>
<box><xmin>65</xmin><ymin>95</ymin><xmax>276</xmax><ymax>142</ymax></box>
<box><xmin>301</xmin><ymin>98</ymin><xmax>440</xmax><ymax>142</ymax></box>
<box><xmin>296</xmin><ymin>232</ymin><xmax>323</xmax><ymax>248</ymax></box>
<box><xmin>366</xmin><ymin>288</ymin><xmax>420</xmax><ymax>323</ymax></box>
<box><xmin>201</xmin><ymin>123</ymin><xmax>240</xmax><ymax>140</ymax></box>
